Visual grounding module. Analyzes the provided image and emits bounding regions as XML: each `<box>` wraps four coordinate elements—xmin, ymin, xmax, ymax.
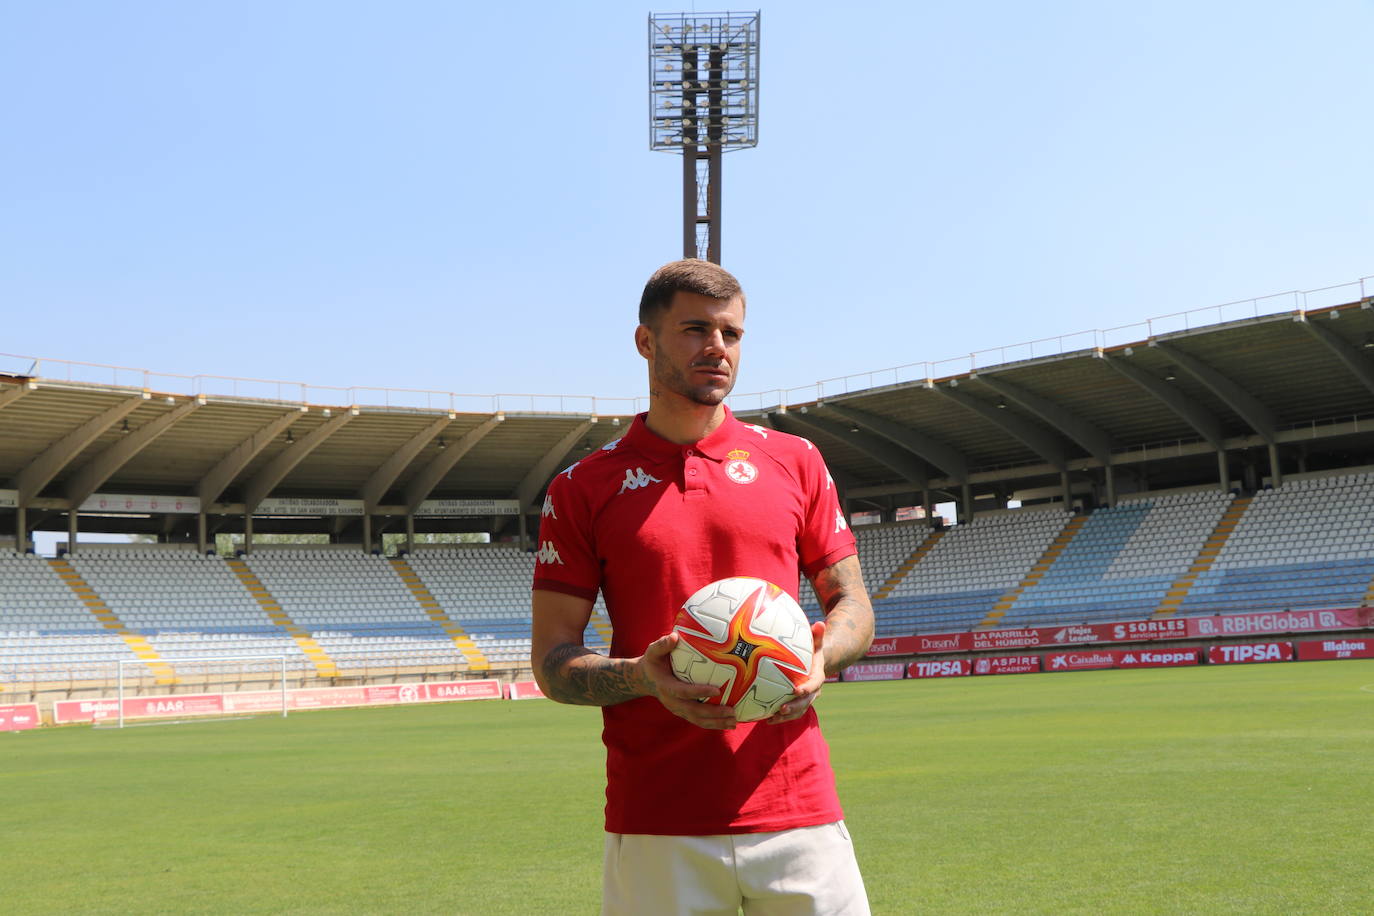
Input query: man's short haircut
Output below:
<box><xmin>638</xmin><ymin>259</ymin><xmax>746</xmax><ymax>328</ymax></box>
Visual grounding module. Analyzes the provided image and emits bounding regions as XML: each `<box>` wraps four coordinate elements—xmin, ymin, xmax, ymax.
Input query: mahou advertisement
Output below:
<box><xmin>1295</xmin><ymin>638</ymin><xmax>1374</xmax><ymax>661</ymax></box>
<box><xmin>0</xmin><ymin>704</ymin><xmax>40</xmax><ymax>732</ymax></box>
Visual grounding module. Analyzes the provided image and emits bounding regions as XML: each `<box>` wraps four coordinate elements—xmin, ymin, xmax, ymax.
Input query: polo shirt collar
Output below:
<box><xmin>623</xmin><ymin>406</ymin><xmax>744</xmax><ymax>463</ymax></box>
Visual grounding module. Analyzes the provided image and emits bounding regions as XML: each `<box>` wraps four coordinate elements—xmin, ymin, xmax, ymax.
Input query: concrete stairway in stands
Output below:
<box><xmin>48</xmin><ymin>557</ymin><xmax>176</xmax><ymax>685</ymax></box>
<box><xmin>1152</xmin><ymin>497</ymin><xmax>1251</xmax><ymax>618</ymax></box>
<box><xmin>978</xmin><ymin>516</ymin><xmax>1088</xmax><ymax>628</ymax></box>
<box><xmin>225</xmin><ymin>558</ymin><xmax>338</xmax><ymax>678</ymax></box>
<box><xmin>389</xmin><ymin>558</ymin><xmax>489</xmax><ymax>671</ymax></box>
<box><xmin>871</xmin><ymin>531</ymin><xmax>946</xmax><ymax>601</ymax></box>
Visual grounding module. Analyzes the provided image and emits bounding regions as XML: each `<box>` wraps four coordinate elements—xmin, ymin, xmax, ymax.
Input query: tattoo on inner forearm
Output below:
<box><xmin>542</xmin><ymin>643</ymin><xmax>643</xmax><ymax>706</ymax></box>
<box><xmin>811</xmin><ymin>556</ymin><xmax>875</xmax><ymax>674</ymax></box>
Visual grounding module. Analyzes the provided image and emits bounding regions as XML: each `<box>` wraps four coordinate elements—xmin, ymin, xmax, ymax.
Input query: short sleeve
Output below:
<box><xmin>530</xmin><ymin>469</ymin><xmax>601</xmax><ymax>601</ymax></box>
<box><xmin>796</xmin><ymin>443</ymin><xmax>857</xmax><ymax>581</ymax></box>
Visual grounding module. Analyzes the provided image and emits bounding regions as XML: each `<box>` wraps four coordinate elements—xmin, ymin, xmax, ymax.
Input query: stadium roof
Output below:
<box><xmin>2</xmin><ymin>293</ymin><xmax>1373</xmax><ymax>542</ymax></box>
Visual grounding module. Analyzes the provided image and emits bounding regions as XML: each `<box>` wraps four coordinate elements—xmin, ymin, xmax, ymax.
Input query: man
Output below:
<box><xmin>531</xmin><ymin>259</ymin><xmax>874</xmax><ymax>915</ymax></box>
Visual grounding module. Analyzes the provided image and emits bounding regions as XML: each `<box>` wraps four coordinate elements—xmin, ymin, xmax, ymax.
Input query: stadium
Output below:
<box><xmin>3</xmin><ymin>279</ymin><xmax>1373</xmax><ymax>911</ymax></box>
<box><xmin>5</xmin><ymin>6</ymin><xmax>1374</xmax><ymax>915</ymax></box>
<box><xmin>3</xmin><ymin>275</ymin><xmax>1373</xmax><ymax>709</ymax></box>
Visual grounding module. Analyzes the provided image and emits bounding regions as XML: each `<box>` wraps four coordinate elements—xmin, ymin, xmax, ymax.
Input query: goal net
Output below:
<box><xmin>114</xmin><ymin>655</ymin><xmax>290</xmax><ymax>728</ymax></box>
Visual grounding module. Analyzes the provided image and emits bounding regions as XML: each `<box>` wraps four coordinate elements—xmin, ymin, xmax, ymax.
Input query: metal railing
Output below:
<box><xmin>4</xmin><ymin>274</ymin><xmax>1368</xmax><ymax>417</ymax></box>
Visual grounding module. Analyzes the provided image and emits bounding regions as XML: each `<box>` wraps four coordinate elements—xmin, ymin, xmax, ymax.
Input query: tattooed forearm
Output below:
<box><xmin>540</xmin><ymin>642</ymin><xmax>648</xmax><ymax>706</ymax></box>
<box><xmin>811</xmin><ymin>555</ymin><xmax>875</xmax><ymax>675</ymax></box>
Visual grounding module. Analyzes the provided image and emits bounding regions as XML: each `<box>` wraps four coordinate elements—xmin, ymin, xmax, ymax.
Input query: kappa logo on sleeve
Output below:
<box><xmin>559</xmin><ymin>462</ymin><xmax>579</xmax><ymax>481</ymax></box>
<box><xmin>601</xmin><ymin>438</ymin><xmax>622</xmax><ymax>451</ymax></box>
<box><xmin>744</xmin><ymin>424</ymin><xmax>769</xmax><ymax>439</ymax></box>
<box><xmin>617</xmin><ymin>467</ymin><xmax>663</xmax><ymax>494</ymax></box>
<box><xmin>834</xmin><ymin>509</ymin><xmax>848</xmax><ymax>533</ymax></box>
<box><xmin>536</xmin><ymin>541</ymin><xmax>564</xmax><ymax>565</ymax></box>
<box><xmin>541</xmin><ymin>495</ymin><xmax>557</xmax><ymax>518</ymax></box>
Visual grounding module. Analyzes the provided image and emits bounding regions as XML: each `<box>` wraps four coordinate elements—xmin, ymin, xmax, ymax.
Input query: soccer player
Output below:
<box><xmin>531</xmin><ymin>259</ymin><xmax>875</xmax><ymax>915</ymax></box>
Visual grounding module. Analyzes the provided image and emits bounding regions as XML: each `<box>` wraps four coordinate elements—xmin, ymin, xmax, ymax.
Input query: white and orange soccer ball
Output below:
<box><xmin>669</xmin><ymin>577</ymin><xmax>815</xmax><ymax>723</ymax></box>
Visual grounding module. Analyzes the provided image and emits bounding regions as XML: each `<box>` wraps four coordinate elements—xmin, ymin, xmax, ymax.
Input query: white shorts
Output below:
<box><xmin>602</xmin><ymin>821</ymin><xmax>870</xmax><ymax>916</ymax></box>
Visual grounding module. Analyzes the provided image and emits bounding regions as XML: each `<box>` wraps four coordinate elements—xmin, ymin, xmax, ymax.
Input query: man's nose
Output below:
<box><xmin>702</xmin><ymin>329</ymin><xmax>727</xmax><ymax>356</ymax></box>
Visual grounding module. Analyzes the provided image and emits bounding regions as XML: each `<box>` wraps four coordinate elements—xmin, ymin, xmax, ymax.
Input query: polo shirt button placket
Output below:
<box><xmin>684</xmin><ymin>449</ymin><xmax>706</xmax><ymax>497</ymax></box>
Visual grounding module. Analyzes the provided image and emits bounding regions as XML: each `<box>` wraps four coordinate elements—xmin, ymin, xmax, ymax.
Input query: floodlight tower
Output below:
<box><xmin>649</xmin><ymin>11</ymin><xmax>760</xmax><ymax>264</ymax></box>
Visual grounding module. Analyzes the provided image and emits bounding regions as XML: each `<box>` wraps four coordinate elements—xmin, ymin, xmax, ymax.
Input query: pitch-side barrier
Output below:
<box><xmin>845</xmin><ymin>606</ymin><xmax>1374</xmax><ymax>683</ymax></box>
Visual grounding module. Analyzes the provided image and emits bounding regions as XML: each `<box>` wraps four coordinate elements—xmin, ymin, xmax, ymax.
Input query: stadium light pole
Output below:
<box><xmin>649</xmin><ymin>11</ymin><xmax>760</xmax><ymax>263</ymax></box>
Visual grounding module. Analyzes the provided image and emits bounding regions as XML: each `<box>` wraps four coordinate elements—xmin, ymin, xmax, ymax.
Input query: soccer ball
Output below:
<box><xmin>669</xmin><ymin>577</ymin><xmax>815</xmax><ymax>723</ymax></box>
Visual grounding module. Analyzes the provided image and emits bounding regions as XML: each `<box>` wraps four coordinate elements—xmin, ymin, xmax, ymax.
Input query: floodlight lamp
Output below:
<box><xmin>437</xmin><ymin>437</ymin><xmax>447</xmax><ymax>450</ymax></box>
<box><xmin>1362</xmin><ymin>333</ymin><xmax>1374</xmax><ymax>349</ymax></box>
<box><xmin>996</xmin><ymin>399</ymin><xmax>1007</xmax><ymax>409</ymax></box>
<box><xmin>120</xmin><ymin>419</ymin><xmax>130</xmax><ymax>434</ymax></box>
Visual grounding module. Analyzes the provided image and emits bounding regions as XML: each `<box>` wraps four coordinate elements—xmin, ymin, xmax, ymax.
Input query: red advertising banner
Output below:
<box><xmin>913</xmin><ymin>632</ymin><xmax>972</xmax><ymax>655</ymax></box>
<box><xmin>866</xmin><ymin>632</ymin><xmax>971</xmax><ymax>656</ymax></box>
<box><xmin>972</xmin><ymin>655</ymin><xmax>1041</xmax><ymax>675</ymax></box>
<box><xmin>1101</xmin><ymin>619</ymin><xmax>1190</xmax><ymax>642</ymax></box>
<box><xmin>507</xmin><ymin>680</ymin><xmax>547</xmax><ymax>700</ymax></box>
<box><xmin>842</xmin><ymin>662</ymin><xmax>907</xmax><ymax>682</ymax></box>
<box><xmin>1044</xmin><ymin>650</ymin><xmax>1120</xmax><ymax>672</ymax></box>
<box><xmin>1187</xmin><ymin>608</ymin><xmax>1372</xmax><ymax>639</ymax></box>
<box><xmin>1115</xmin><ymin>649</ymin><xmax>1198</xmax><ymax>668</ymax></box>
<box><xmin>907</xmin><ymin>659</ymin><xmax>971</xmax><ymax>679</ymax></box>
<box><xmin>970</xmin><ymin>628</ymin><xmax>1044</xmax><ymax>651</ymax></box>
<box><xmin>1208</xmin><ymin>642</ymin><xmax>1293</xmax><ymax>665</ymax></box>
<box><xmin>0</xmin><ymin>703</ymin><xmax>40</xmax><ymax>732</ymax></box>
<box><xmin>865</xmin><ymin>636</ymin><xmax>920</xmax><ymax>657</ymax></box>
<box><xmin>52</xmin><ymin>679</ymin><xmax>504</xmax><ymax>724</ymax></box>
<box><xmin>1295</xmin><ymin>638</ymin><xmax>1374</xmax><ymax>661</ymax></box>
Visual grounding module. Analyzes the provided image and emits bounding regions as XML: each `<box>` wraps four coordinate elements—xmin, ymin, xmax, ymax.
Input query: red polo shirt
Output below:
<box><xmin>532</xmin><ymin>407</ymin><xmax>856</xmax><ymax>835</ymax></box>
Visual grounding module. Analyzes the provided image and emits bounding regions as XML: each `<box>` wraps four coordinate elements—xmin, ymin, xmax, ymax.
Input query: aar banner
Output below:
<box><xmin>52</xmin><ymin>679</ymin><xmax>504</xmax><ymax>724</ymax></box>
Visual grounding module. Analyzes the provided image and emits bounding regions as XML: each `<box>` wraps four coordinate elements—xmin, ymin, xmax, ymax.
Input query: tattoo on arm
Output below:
<box><xmin>540</xmin><ymin>642</ymin><xmax>647</xmax><ymax>706</ymax></box>
<box><xmin>811</xmin><ymin>555</ymin><xmax>875</xmax><ymax>675</ymax></box>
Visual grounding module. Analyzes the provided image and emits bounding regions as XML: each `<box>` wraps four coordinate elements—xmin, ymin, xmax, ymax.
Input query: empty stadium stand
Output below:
<box><xmin>0</xmin><ymin>552</ymin><xmax>137</xmax><ymax>682</ymax></box>
<box><xmin>874</xmin><ymin>509</ymin><xmax>1071</xmax><ymax>634</ymax></box>
<box><xmin>245</xmin><ymin>549</ymin><xmax>463</xmax><ymax>675</ymax></box>
<box><xmin>70</xmin><ymin>548</ymin><xmax>305</xmax><ymax>675</ymax></box>
<box><xmin>993</xmin><ymin>490</ymin><xmax>1234</xmax><ymax>627</ymax></box>
<box><xmin>1175</xmin><ymin>473</ymin><xmax>1374</xmax><ymax>616</ymax></box>
<box><xmin>4</xmin><ymin>472</ymin><xmax>1373</xmax><ymax>693</ymax></box>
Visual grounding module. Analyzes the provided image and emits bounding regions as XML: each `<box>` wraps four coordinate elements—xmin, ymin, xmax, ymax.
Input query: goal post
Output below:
<box><xmin>116</xmin><ymin>655</ymin><xmax>289</xmax><ymax>728</ymax></box>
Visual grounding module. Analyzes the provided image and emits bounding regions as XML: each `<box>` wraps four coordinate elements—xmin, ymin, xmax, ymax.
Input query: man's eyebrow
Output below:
<box><xmin>677</xmin><ymin>318</ymin><xmax>744</xmax><ymax>334</ymax></box>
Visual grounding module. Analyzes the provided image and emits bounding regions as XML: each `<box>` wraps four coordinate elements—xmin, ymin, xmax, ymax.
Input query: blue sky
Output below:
<box><xmin>3</xmin><ymin>1</ymin><xmax>1371</xmax><ymax>409</ymax></box>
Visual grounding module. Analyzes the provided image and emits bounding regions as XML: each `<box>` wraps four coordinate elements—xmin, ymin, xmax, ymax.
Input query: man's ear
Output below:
<box><xmin>634</xmin><ymin>324</ymin><xmax>654</xmax><ymax>360</ymax></box>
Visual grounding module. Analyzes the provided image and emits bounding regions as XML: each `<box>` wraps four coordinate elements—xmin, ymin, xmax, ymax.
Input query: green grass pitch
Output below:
<box><xmin>3</xmin><ymin>660</ymin><xmax>1371</xmax><ymax>914</ymax></box>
